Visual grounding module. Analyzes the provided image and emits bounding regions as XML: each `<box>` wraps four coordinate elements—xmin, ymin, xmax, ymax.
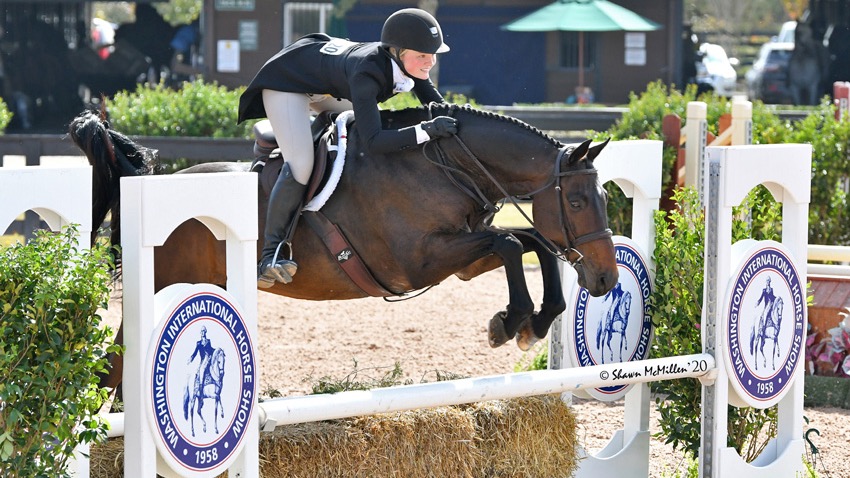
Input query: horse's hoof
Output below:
<box><xmin>516</xmin><ymin>320</ymin><xmax>541</xmax><ymax>352</ymax></box>
<box><xmin>488</xmin><ymin>312</ymin><xmax>512</xmax><ymax>348</ymax></box>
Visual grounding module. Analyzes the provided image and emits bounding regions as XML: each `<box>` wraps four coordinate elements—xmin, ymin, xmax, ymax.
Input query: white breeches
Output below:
<box><xmin>262</xmin><ymin>90</ymin><xmax>353</xmax><ymax>185</ymax></box>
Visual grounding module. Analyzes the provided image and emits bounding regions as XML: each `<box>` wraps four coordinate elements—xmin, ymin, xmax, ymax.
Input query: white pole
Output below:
<box><xmin>258</xmin><ymin>354</ymin><xmax>715</xmax><ymax>429</ymax></box>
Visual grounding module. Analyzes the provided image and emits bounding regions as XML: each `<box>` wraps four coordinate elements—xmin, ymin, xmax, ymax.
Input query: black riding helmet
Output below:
<box><xmin>381</xmin><ymin>8</ymin><xmax>450</xmax><ymax>54</ymax></box>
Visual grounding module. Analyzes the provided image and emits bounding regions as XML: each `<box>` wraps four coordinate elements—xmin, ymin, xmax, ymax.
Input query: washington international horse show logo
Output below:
<box><xmin>145</xmin><ymin>284</ymin><xmax>256</xmax><ymax>476</ymax></box>
<box><xmin>724</xmin><ymin>240</ymin><xmax>805</xmax><ymax>408</ymax></box>
<box><xmin>569</xmin><ymin>237</ymin><xmax>653</xmax><ymax>401</ymax></box>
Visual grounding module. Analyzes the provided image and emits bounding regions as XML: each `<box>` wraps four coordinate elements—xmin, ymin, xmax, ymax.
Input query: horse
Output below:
<box><xmin>788</xmin><ymin>22</ymin><xmax>827</xmax><ymax>106</ymax></box>
<box><xmin>68</xmin><ymin>103</ymin><xmax>618</xmax><ymax>389</ymax></box>
<box><xmin>750</xmin><ymin>296</ymin><xmax>784</xmax><ymax>371</ymax></box>
<box><xmin>183</xmin><ymin>347</ymin><xmax>226</xmax><ymax>436</ymax></box>
<box><xmin>596</xmin><ymin>290</ymin><xmax>632</xmax><ymax>363</ymax></box>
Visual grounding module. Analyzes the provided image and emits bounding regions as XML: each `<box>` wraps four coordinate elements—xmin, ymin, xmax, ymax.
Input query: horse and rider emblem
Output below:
<box><xmin>596</xmin><ymin>283</ymin><xmax>633</xmax><ymax>363</ymax></box>
<box><xmin>568</xmin><ymin>237</ymin><xmax>653</xmax><ymax>401</ymax></box>
<box><xmin>146</xmin><ymin>284</ymin><xmax>256</xmax><ymax>475</ymax></box>
<box><xmin>185</xmin><ymin>325</ymin><xmax>227</xmax><ymax>437</ymax></box>
<box><xmin>724</xmin><ymin>241</ymin><xmax>805</xmax><ymax>408</ymax></box>
<box><xmin>748</xmin><ymin>276</ymin><xmax>786</xmax><ymax>371</ymax></box>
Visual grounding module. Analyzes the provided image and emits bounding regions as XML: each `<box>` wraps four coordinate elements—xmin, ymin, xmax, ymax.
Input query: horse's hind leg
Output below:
<box><xmin>515</xmin><ymin>235</ymin><xmax>566</xmax><ymax>351</ymax></box>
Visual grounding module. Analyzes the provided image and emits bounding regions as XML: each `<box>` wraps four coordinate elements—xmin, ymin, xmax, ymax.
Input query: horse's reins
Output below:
<box><xmin>425</xmin><ymin>133</ymin><xmax>612</xmax><ymax>266</ymax></box>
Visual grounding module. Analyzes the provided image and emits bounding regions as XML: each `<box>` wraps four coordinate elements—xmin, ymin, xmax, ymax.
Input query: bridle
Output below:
<box><xmin>424</xmin><ymin>134</ymin><xmax>612</xmax><ymax>266</ymax></box>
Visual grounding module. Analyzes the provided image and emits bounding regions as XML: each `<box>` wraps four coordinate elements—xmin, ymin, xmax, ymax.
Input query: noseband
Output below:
<box><xmin>425</xmin><ymin>136</ymin><xmax>612</xmax><ymax>265</ymax></box>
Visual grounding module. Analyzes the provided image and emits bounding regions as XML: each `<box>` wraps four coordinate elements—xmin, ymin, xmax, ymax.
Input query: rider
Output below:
<box><xmin>188</xmin><ymin>325</ymin><xmax>214</xmax><ymax>388</ymax></box>
<box><xmin>756</xmin><ymin>276</ymin><xmax>775</xmax><ymax>322</ymax></box>
<box><xmin>237</xmin><ymin>8</ymin><xmax>459</xmax><ymax>288</ymax></box>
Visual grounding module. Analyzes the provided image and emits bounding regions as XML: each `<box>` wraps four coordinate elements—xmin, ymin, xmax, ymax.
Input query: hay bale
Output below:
<box><xmin>261</xmin><ymin>407</ymin><xmax>479</xmax><ymax>478</ymax></box>
<box><xmin>89</xmin><ymin>395</ymin><xmax>577</xmax><ymax>478</ymax></box>
<box><xmin>90</xmin><ymin>437</ymin><xmax>125</xmax><ymax>477</ymax></box>
<box><xmin>471</xmin><ymin>395</ymin><xmax>579</xmax><ymax>478</ymax></box>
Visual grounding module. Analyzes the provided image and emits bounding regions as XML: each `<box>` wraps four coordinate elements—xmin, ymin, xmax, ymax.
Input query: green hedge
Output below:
<box><xmin>592</xmin><ymin>81</ymin><xmax>849</xmax><ymax>246</ymax></box>
<box><xmin>0</xmin><ymin>227</ymin><xmax>118</xmax><ymax>476</ymax></box>
<box><xmin>107</xmin><ymin>78</ymin><xmax>256</xmax><ymax>138</ymax></box>
<box><xmin>0</xmin><ymin>97</ymin><xmax>13</xmax><ymax>134</ymax></box>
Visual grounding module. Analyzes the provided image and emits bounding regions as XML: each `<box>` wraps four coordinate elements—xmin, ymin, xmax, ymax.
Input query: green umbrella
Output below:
<box><xmin>502</xmin><ymin>0</ymin><xmax>661</xmax><ymax>89</ymax></box>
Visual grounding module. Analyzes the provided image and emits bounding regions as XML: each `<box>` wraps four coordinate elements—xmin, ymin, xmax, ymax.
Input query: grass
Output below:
<box><xmin>492</xmin><ymin>202</ymin><xmax>540</xmax><ymax>266</ymax></box>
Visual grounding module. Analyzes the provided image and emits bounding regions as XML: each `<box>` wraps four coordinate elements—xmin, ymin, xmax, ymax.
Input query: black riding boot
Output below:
<box><xmin>258</xmin><ymin>162</ymin><xmax>307</xmax><ymax>288</ymax></box>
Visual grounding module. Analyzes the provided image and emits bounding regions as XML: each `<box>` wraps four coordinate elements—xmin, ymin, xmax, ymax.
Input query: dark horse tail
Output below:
<box><xmin>67</xmin><ymin>109</ymin><xmax>162</xmax><ymax>245</ymax></box>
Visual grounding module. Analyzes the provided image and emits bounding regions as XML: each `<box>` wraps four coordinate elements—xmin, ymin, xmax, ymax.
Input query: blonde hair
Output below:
<box><xmin>389</xmin><ymin>47</ymin><xmax>408</xmax><ymax>60</ymax></box>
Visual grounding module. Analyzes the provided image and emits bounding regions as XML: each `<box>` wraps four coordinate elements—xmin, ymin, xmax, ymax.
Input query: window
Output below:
<box><xmin>283</xmin><ymin>2</ymin><xmax>333</xmax><ymax>47</ymax></box>
<box><xmin>559</xmin><ymin>31</ymin><xmax>596</xmax><ymax>69</ymax></box>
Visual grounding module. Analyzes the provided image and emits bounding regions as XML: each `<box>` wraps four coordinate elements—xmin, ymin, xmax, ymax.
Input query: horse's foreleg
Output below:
<box><xmin>486</xmin><ymin>234</ymin><xmax>534</xmax><ymax>348</ymax></box>
<box><xmin>514</xmin><ymin>232</ymin><xmax>566</xmax><ymax>351</ymax></box>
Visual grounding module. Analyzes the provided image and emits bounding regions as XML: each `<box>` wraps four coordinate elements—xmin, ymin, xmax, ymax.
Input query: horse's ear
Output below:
<box><xmin>566</xmin><ymin>139</ymin><xmax>593</xmax><ymax>165</ymax></box>
<box><xmin>586</xmin><ymin>138</ymin><xmax>611</xmax><ymax>162</ymax></box>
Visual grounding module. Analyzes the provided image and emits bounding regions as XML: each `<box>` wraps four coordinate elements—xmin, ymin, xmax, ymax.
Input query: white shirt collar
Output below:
<box><xmin>391</xmin><ymin>60</ymin><xmax>414</xmax><ymax>93</ymax></box>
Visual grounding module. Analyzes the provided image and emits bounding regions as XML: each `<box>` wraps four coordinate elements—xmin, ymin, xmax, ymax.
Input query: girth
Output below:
<box><xmin>251</xmin><ymin>112</ymin><xmax>398</xmax><ymax>297</ymax></box>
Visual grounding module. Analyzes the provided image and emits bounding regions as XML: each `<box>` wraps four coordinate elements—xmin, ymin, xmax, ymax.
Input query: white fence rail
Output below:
<box><xmin>808</xmin><ymin>244</ymin><xmax>850</xmax><ymax>276</ymax></box>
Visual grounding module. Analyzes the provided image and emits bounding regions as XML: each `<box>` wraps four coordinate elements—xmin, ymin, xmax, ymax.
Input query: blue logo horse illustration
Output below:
<box><xmin>749</xmin><ymin>277</ymin><xmax>785</xmax><ymax>371</ymax></box>
<box><xmin>183</xmin><ymin>326</ymin><xmax>226</xmax><ymax>436</ymax></box>
<box><xmin>596</xmin><ymin>282</ymin><xmax>632</xmax><ymax>363</ymax></box>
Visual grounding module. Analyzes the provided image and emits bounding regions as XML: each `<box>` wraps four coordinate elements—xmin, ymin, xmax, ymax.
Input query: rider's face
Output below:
<box><xmin>400</xmin><ymin>49</ymin><xmax>437</xmax><ymax>81</ymax></box>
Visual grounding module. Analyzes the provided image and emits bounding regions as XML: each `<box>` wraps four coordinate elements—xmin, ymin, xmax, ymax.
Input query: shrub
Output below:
<box><xmin>0</xmin><ymin>96</ymin><xmax>13</xmax><ymax>133</ymax></box>
<box><xmin>650</xmin><ymin>186</ymin><xmax>781</xmax><ymax>460</ymax></box>
<box><xmin>590</xmin><ymin>81</ymin><xmax>786</xmax><ymax>236</ymax></box>
<box><xmin>782</xmin><ymin>100</ymin><xmax>850</xmax><ymax>246</ymax></box>
<box><xmin>0</xmin><ymin>226</ymin><xmax>118</xmax><ymax>476</ymax></box>
<box><xmin>380</xmin><ymin>91</ymin><xmax>479</xmax><ymax>111</ymax></box>
<box><xmin>106</xmin><ymin>78</ymin><xmax>256</xmax><ymax>138</ymax></box>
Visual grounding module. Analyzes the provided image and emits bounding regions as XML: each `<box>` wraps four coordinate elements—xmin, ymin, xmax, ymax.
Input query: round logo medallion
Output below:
<box><xmin>723</xmin><ymin>240</ymin><xmax>806</xmax><ymax>408</ymax></box>
<box><xmin>567</xmin><ymin>236</ymin><xmax>653</xmax><ymax>401</ymax></box>
<box><xmin>145</xmin><ymin>283</ymin><xmax>256</xmax><ymax>477</ymax></box>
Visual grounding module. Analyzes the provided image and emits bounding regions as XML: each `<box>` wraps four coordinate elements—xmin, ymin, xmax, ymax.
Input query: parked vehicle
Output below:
<box><xmin>776</xmin><ymin>21</ymin><xmax>796</xmax><ymax>43</ymax></box>
<box><xmin>695</xmin><ymin>43</ymin><xmax>738</xmax><ymax>96</ymax></box>
<box><xmin>747</xmin><ymin>42</ymin><xmax>795</xmax><ymax>104</ymax></box>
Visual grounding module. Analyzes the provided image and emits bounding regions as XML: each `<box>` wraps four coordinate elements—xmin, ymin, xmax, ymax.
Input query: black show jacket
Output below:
<box><xmin>238</xmin><ymin>33</ymin><xmax>444</xmax><ymax>154</ymax></box>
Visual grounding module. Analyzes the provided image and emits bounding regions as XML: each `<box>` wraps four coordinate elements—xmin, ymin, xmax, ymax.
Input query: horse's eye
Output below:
<box><xmin>569</xmin><ymin>199</ymin><xmax>582</xmax><ymax>209</ymax></box>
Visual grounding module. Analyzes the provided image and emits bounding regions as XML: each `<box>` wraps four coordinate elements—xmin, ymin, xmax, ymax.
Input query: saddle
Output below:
<box><xmin>251</xmin><ymin>112</ymin><xmax>395</xmax><ymax>297</ymax></box>
<box><xmin>251</xmin><ymin>110</ymin><xmax>340</xmax><ymax>201</ymax></box>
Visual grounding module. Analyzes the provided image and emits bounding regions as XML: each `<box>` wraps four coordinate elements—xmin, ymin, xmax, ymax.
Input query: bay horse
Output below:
<box><xmin>183</xmin><ymin>347</ymin><xmax>226</xmax><ymax>436</ymax></box>
<box><xmin>69</xmin><ymin>104</ymin><xmax>618</xmax><ymax>389</ymax></box>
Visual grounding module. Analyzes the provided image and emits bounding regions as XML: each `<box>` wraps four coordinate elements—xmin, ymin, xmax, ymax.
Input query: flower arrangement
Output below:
<box><xmin>809</xmin><ymin>308</ymin><xmax>850</xmax><ymax>377</ymax></box>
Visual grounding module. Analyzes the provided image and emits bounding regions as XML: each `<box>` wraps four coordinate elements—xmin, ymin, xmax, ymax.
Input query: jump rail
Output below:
<box><xmin>256</xmin><ymin>354</ymin><xmax>714</xmax><ymax>429</ymax></box>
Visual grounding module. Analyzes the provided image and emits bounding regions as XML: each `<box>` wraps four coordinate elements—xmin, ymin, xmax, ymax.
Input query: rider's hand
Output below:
<box><xmin>420</xmin><ymin>116</ymin><xmax>458</xmax><ymax>139</ymax></box>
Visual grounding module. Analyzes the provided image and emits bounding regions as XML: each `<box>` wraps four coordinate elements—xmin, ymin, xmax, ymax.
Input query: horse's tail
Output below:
<box><xmin>67</xmin><ymin>108</ymin><xmax>162</xmax><ymax>242</ymax></box>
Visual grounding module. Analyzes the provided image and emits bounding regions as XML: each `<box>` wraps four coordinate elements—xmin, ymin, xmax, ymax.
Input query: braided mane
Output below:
<box><xmin>429</xmin><ymin>103</ymin><xmax>562</xmax><ymax>148</ymax></box>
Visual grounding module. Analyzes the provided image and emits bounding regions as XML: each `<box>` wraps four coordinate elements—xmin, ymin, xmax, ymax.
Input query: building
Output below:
<box><xmin>204</xmin><ymin>0</ymin><xmax>684</xmax><ymax>105</ymax></box>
